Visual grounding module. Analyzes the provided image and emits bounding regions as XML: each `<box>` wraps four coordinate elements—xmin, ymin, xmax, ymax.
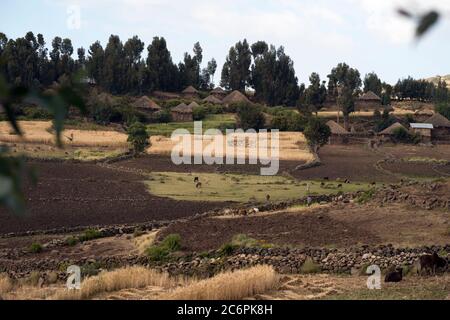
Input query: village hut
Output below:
<box><xmin>356</xmin><ymin>91</ymin><xmax>382</xmax><ymax>111</ymax></box>
<box><xmin>171</xmin><ymin>103</ymin><xmax>193</xmax><ymax>122</ymax></box>
<box><xmin>410</xmin><ymin>123</ymin><xmax>433</xmax><ymax>143</ymax></box>
<box><xmin>378</xmin><ymin>122</ymin><xmax>407</xmax><ymax>140</ymax></box>
<box><xmin>326</xmin><ymin>120</ymin><xmax>351</xmax><ymax>144</ymax></box>
<box><xmin>188</xmin><ymin>101</ymin><xmax>200</xmax><ymax>109</ymax></box>
<box><xmin>132</xmin><ymin>96</ymin><xmax>161</xmax><ymax>116</ymax></box>
<box><xmin>426</xmin><ymin>113</ymin><xmax>450</xmax><ymax>141</ymax></box>
<box><xmin>211</xmin><ymin>87</ymin><xmax>227</xmax><ymax>98</ymax></box>
<box><xmin>182</xmin><ymin>86</ymin><xmax>199</xmax><ymax>98</ymax></box>
<box><xmin>222</xmin><ymin>90</ymin><xmax>251</xmax><ymax>107</ymax></box>
<box><xmin>203</xmin><ymin>95</ymin><xmax>223</xmax><ymax>104</ymax></box>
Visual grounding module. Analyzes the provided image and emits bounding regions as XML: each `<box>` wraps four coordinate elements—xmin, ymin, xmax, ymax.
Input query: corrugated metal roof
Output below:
<box><xmin>410</xmin><ymin>123</ymin><xmax>433</xmax><ymax>129</ymax></box>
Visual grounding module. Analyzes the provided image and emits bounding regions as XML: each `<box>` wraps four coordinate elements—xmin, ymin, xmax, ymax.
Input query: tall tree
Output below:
<box><xmin>123</xmin><ymin>36</ymin><xmax>144</xmax><ymax>93</ymax></box>
<box><xmin>221</xmin><ymin>39</ymin><xmax>252</xmax><ymax>91</ymax></box>
<box><xmin>145</xmin><ymin>36</ymin><xmax>179</xmax><ymax>92</ymax></box>
<box><xmin>304</xmin><ymin>72</ymin><xmax>327</xmax><ymax>113</ymax></box>
<box><xmin>87</xmin><ymin>41</ymin><xmax>104</xmax><ymax>87</ymax></box>
<box><xmin>363</xmin><ymin>72</ymin><xmax>382</xmax><ymax>97</ymax></box>
<box><xmin>328</xmin><ymin>63</ymin><xmax>361</xmax><ymax>130</ymax></box>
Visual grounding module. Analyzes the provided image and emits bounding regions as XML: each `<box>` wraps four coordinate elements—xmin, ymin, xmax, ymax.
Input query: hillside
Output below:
<box><xmin>426</xmin><ymin>74</ymin><xmax>450</xmax><ymax>86</ymax></box>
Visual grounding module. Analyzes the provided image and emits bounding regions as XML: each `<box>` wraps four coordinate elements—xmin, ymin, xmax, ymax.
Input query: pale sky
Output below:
<box><xmin>2</xmin><ymin>0</ymin><xmax>450</xmax><ymax>85</ymax></box>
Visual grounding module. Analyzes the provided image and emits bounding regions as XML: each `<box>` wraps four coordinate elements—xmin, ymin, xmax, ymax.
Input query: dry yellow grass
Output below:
<box><xmin>0</xmin><ymin>121</ymin><xmax>127</xmax><ymax>147</ymax></box>
<box><xmin>0</xmin><ymin>274</ymin><xmax>13</xmax><ymax>296</ymax></box>
<box><xmin>148</xmin><ymin>132</ymin><xmax>312</xmax><ymax>161</ymax></box>
<box><xmin>134</xmin><ymin>231</ymin><xmax>158</xmax><ymax>255</ymax></box>
<box><xmin>52</xmin><ymin>266</ymin><xmax>177</xmax><ymax>300</ymax></box>
<box><xmin>162</xmin><ymin>265</ymin><xmax>279</xmax><ymax>300</ymax></box>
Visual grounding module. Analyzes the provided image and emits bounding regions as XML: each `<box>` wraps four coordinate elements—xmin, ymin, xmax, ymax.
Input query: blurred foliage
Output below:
<box><xmin>0</xmin><ymin>71</ymin><xmax>85</xmax><ymax>214</ymax></box>
<box><xmin>398</xmin><ymin>8</ymin><xmax>440</xmax><ymax>39</ymax></box>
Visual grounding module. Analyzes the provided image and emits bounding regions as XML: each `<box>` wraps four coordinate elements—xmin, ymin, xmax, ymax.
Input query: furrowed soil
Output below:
<box><xmin>0</xmin><ymin>161</ymin><xmax>224</xmax><ymax>234</ymax></box>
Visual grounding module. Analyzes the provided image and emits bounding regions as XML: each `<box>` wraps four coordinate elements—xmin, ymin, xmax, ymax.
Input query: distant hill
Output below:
<box><xmin>425</xmin><ymin>74</ymin><xmax>450</xmax><ymax>86</ymax></box>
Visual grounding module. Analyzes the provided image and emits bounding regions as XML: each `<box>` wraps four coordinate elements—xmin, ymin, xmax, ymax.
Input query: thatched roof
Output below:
<box><xmin>133</xmin><ymin>96</ymin><xmax>161</xmax><ymax>111</ymax></box>
<box><xmin>379</xmin><ymin>122</ymin><xmax>407</xmax><ymax>135</ymax></box>
<box><xmin>153</xmin><ymin>91</ymin><xmax>180</xmax><ymax>99</ymax></box>
<box><xmin>182</xmin><ymin>86</ymin><xmax>199</xmax><ymax>94</ymax></box>
<box><xmin>326</xmin><ymin>120</ymin><xmax>350</xmax><ymax>135</ymax></box>
<box><xmin>211</xmin><ymin>87</ymin><xmax>226</xmax><ymax>95</ymax></box>
<box><xmin>188</xmin><ymin>101</ymin><xmax>200</xmax><ymax>109</ymax></box>
<box><xmin>222</xmin><ymin>90</ymin><xmax>251</xmax><ymax>105</ymax></box>
<box><xmin>427</xmin><ymin>113</ymin><xmax>450</xmax><ymax>128</ymax></box>
<box><xmin>171</xmin><ymin>103</ymin><xmax>193</xmax><ymax>114</ymax></box>
<box><xmin>203</xmin><ymin>95</ymin><xmax>223</xmax><ymax>104</ymax></box>
<box><xmin>360</xmin><ymin>91</ymin><xmax>381</xmax><ymax>101</ymax></box>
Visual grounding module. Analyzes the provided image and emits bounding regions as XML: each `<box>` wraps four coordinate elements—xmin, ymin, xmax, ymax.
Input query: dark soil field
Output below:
<box><xmin>0</xmin><ymin>161</ymin><xmax>225</xmax><ymax>234</ymax></box>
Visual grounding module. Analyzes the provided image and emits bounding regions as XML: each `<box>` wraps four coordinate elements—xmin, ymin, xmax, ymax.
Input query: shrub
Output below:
<box><xmin>356</xmin><ymin>189</ymin><xmax>375</xmax><ymax>204</ymax></box>
<box><xmin>146</xmin><ymin>234</ymin><xmax>181</xmax><ymax>262</ymax></box>
<box><xmin>392</xmin><ymin>127</ymin><xmax>420</xmax><ymax>144</ymax></box>
<box><xmin>81</xmin><ymin>262</ymin><xmax>101</xmax><ymax>277</ymax></box>
<box><xmin>29</xmin><ymin>243</ymin><xmax>43</xmax><ymax>254</ymax></box>
<box><xmin>154</xmin><ymin>109</ymin><xmax>172</xmax><ymax>123</ymax></box>
<box><xmin>127</xmin><ymin>122</ymin><xmax>150</xmax><ymax>154</ymax></box>
<box><xmin>193</xmin><ymin>106</ymin><xmax>206</xmax><ymax>121</ymax></box>
<box><xmin>0</xmin><ymin>273</ymin><xmax>13</xmax><ymax>295</ymax></box>
<box><xmin>22</xmin><ymin>106</ymin><xmax>52</xmax><ymax>120</ymax></box>
<box><xmin>300</xmin><ymin>257</ymin><xmax>321</xmax><ymax>274</ymax></box>
<box><xmin>66</xmin><ymin>236</ymin><xmax>79</xmax><ymax>246</ymax></box>
<box><xmin>218</xmin><ymin>243</ymin><xmax>236</xmax><ymax>257</ymax></box>
<box><xmin>236</xmin><ymin>103</ymin><xmax>266</xmax><ymax>130</ymax></box>
<box><xmin>78</xmin><ymin>229</ymin><xmax>103</xmax><ymax>242</ymax></box>
<box><xmin>436</xmin><ymin>102</ymin><xmax>450</xmax><ymax>120</ymax></box>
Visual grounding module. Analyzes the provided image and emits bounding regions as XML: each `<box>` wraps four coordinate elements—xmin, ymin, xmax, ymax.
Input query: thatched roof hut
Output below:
<box><xmin>172</xmin><ymin>103</ymin><xmax>193</xmax><ymax>114</ymax></box>
<box><xmin>379</xmin><ymin>122</ymin><xmax>407</xmax><ymax>135</ymax></box>
<box><xmin>222</xmin><ymin>90</ymin><xmax>251</xmax><ymax>105</ymax></box>
<box><xmin>359</xmin><ymin>91</ymin><xmax>381</xmax><ymax>101</ymax></box>
<box><xmin>182</xmin><ymin>86</ymin><xmax>199</xmax><ymax>94</ymax></box>
<box><xmin>211</xmin><ymin>87</ymin><xmax>226</xmax><ymax>96</ymax></box>
<box><xmin>188</xmin><ymin>101</ymin><xmax>200</xmax><ymax>109</ymax></box>
<box><xmin>133</xmin><ymin>96</ymin><xmax>161</xmax><ymax>112</ymax></box>
<box><xmin>203</xmin><ymin>95</ymin><xmax>223</xmax><ymax>104</ymax></box>
<box><xmin>171</xmin><ymin>103</ymin><xmax>193</xmax><ymax>122</ymax></box>
<box><xmin>427</xmin><ymin>113</ymin><xmax>450</xmax><ymax>128</ymax></box>
<box><xmin>326</xmin><ymin>120</ymin><xmax>350</xmax><ymax>135</ymax></box>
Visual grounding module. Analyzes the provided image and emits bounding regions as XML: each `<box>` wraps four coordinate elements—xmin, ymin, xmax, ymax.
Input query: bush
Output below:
<box><xmin>154</xmin><ymin>109</ymin><xmax>172</xmax><ymax>123</ymax></box>
<box><xmin>127</xmin><ymin>122</ymin><xmax>150</xmax><ymax>154</ymax></box>
<box><xmin>193</xmin><ymin>106</ymin><xmax>206</xmax><ymax>121</ymax></box>
<box><xmin>22</xmin><ymin>106</ymin><xmax>52</xmax><ymax>120</ymax></box>
<box><xmin>435</xmin><ymin>102</ymin><xmax>450</xmax><ymax>120</ymax></box>
<box><xmin>146</xmin><ymin>234</ymin><xmax>181</xmax><ymax>262</ymax></box>
<box><xmin>29</xmin><ymin>243</ymin><xmax>43</xmax><ymax>254</ymax></box>
<box><xmin>392</xmin><ymin>127</ymin><xmax>419</xmax><ymax>144</ymax></box>
<box><xmin>356</xmin><ymin>189</ymin><xmax>375</xmax><ymax>204</ymax></box>
<box><xmin>78</xmin><ymin>229</ymin><xmax>103</xmax><ymax>242</ymax></box>
<box><xmin>204</xmin><ymin>104</ymin><xmax>224</xmax><ymax>115</ymax></box>
<box><xmin>218</xmin><ymin>243</ymin><xmax>237</xmax><ymax>257</ymax></box>
<box><xmin>66</xmin><ymin>236</ymin><xmax>79</xmax><ymax>246</ymax></box>
<box><xmin>236</xmin><ymin>103</ymin><xmax>266</xmax><ymax>130</ymax></box>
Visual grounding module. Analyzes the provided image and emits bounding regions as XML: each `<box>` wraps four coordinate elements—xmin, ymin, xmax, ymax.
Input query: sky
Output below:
<box><xmin>1</xmin><ymin>0</ymin><xmax>450</xmax><ymax>85</ymax></box>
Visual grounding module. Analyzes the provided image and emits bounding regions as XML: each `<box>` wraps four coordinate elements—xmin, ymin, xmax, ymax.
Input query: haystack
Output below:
<box><xmin>182</xmin><ymin>86</ymin><xmax>199</xmax><ymax>94</ymax></box>
<box><xmin>203</xmin><ymin>95</ymin><xmax>223</xmax><ymax>104</ymax></box>
<box><xmin>211</xmin><ymin>87</ymin><xmax>226</xmax><ymax>96</ymax></box>
<box><xmin>222</xmin><ymin>90</ymin><xmax>251</xmax><ymax>105</ymax></box>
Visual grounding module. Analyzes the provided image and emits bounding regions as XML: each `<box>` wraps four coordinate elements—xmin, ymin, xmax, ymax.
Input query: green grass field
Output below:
<box><xmin>145</xmin><ymin>172</ymin><xmax>373</xmax><ymax>203</ymax></box>
<box><xmin>147</xmin><ymin>114</ymin><xmax>236</xmax><ymax>136</ymax></box>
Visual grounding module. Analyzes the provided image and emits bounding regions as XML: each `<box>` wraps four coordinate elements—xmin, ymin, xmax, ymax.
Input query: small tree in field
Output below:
<box><xmin>127</xmin><ymin>122</ymin><xmax>150</xmax><ymax>155</ymax></box>
<box><xmin>303</xmin><ymin>117</ymin><xmax>331</xmax><ymax>153</ymax></box>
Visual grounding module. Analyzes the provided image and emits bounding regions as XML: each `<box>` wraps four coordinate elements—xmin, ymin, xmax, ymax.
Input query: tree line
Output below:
<box><xmin>1</xmin><ymin>32</ymin><xmax>448</xmax><ymax>111</ymax></box>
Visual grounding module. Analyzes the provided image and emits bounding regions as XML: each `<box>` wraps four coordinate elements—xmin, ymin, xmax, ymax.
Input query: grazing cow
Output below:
<box><xmin>194</xmin><ymin>177</ymin><xmax>199</xmax><ymax>183</ymax></box>
<box><xmin>417</xmin><ymin>252</ymin><xmax>448</xmax><ymax>276</ymax></box>
<box><xmin>344</xmin><ymin>179</ymin><xmax>351</xmax><ymax>184</ymax></box>
<box><xmin>320</xmin><ymin>182</ymin><xmax>325</xmax><ymax>188</ymax></box>
<box><xmin>385</xmin><ymin>268</ymin><xmax>403</xmax><ymax>283</ymax></box>
<box><xmin>196</xmin><ymin>182</ymin><xmax>202</xmax><ymax>189</ymax></box>
<box><xmin>323</xmin><ymin>177</ymin><xmax>329</xmax><ymax>181</ymax></box>
<box><xmin>337</xmin><ymin>184</ymin><xmax>343</xmax><ymax>188</ymax></box>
